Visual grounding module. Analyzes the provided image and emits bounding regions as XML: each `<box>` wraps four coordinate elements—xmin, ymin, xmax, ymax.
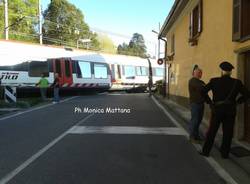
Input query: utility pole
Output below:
<box><xmin>4</xmin><ymin>0</ymin><xmax>8</xmax><ymax>40</ymax></box>
<box><xmin>38</xmin><ymin>0</ymin><xmax>43</xmax><ymax>44</ymax></box>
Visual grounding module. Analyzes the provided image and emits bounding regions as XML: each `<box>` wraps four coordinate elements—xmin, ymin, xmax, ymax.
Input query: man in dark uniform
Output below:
<box><xmin>200</xmin><ymin>61</ymin><xmax>250</xmax><ymax>158</ymax></box>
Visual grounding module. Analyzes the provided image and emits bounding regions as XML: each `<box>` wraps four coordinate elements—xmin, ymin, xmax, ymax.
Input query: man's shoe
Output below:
<box><xmin>221</xmin><ymin>155</ymin><xmax>229</xmax><ymax>159</ymax></box>
<box><xmin>198</xmin><ymin>150</ymin><xmax>209</xmax><ymax>157</ymax></box>
<box><xmin>195</xmin><ymin>136</ymin><xmax>203</xmax><ymax>141</ymax></box>
<box><xmin>189</xmin><ymin>137</ymin><xmax>202</xmax><ymax>144</ymax></box>
<box><xmin>189</xmin><ymin>137</ymin><xmax>196</xmax><ymax>143</ymax></box>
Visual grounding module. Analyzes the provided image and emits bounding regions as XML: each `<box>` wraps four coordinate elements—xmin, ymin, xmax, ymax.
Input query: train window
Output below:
<box><xmin>55</xmin><ymin>59</ymin><xmax>62</xmax><ymax>77</ymax></box>
<box><xmin>155</xmin><ymin>68</ymin><xmax>164</xmax><ymax>77</ymax></box>
<box><xmin>48</xmin><ymin>60</ymin><xmax>53</xmax><ymax>72</ymax></box>
<box><xmin>141</xmin><ymin>67</ymin><xmax>147</xmax><ymax>76</ymax></box>
<box><xmin>64</xmin><ymin>60</ymin><xmax>71</xmax><ymax>77</ymax></box>
<box><xmin>94</xmin><ymin>64</ymin><xmax>108</xmax><ymax>79</ymax></box>
<box><xmin>124</xmin><ymin>66</ymin><xmax>136</xmax><ymax>77</ymax></box>
<box><xmin>0</xmin><ymin>62</ymin><xmax>29</xmax><ymax>71</ymax></box>
<box><xmin>29</xmin><ymin>61</ymin><xmax>49</xmax><ymax>77</ymax></box>
<box><xmin>136</xmin><ymin>66</ymin><xmax>142</xmax><ymax>76</ymax></box>
<box><xmin>77</xmin><ymin>61</ymin><xmax>91</xmax><ymax>78</ymax></box>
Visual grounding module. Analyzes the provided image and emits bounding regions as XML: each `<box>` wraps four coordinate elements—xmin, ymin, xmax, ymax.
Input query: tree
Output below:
<box><xmin>97</xmin><ymin>34</ymin><xmax>116</xmax><ymax>54</ymax></box>
<box><xmin>117</xmin><ymin>33</ymin><xmax>147</xmax><ymax>58</ymax></box>
<box><xmin>43</xmin><ymin>0</ymin><xmax>100</xmax><ymax>49</ymax></box>
<box><xmin>129</xmin><ymin>33</ymin><xmax>147</xmax><ymax>57</ymax></box>
<box><xmin>0</xmin><ymin>0</ymin><xmax>38</xmax><ymax>41</ymax></box>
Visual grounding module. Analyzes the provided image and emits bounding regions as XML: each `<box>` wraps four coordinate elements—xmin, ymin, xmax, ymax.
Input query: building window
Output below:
<box><xmin>233</xmin><ymin>0</ymin><xmax>250</xmax><ymax>41</ymax></box>
<box><xmin>189</xmin><ymin>0</ymin><xmax>202</xmax><ymax>46</ymax></box>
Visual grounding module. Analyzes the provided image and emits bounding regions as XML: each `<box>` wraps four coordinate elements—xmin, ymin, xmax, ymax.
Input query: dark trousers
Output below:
<box><xmin>40</xmin><ymin>88</ymin><xmax>47</xmax><ymax>101</ymax></box>
<box><xmin>202</xmin><ymin>110</ymin><xmax>235</xmax><ymax>157</ymax></box>
<box><xmin>189</xmin><ymin>103</ymin><xmax>204</xmax><ymax>139</ymax></box>
<box><xmin>53</xmin><ymin>87</ymin><xmax>60</xmax><ymax>102</ymax></box>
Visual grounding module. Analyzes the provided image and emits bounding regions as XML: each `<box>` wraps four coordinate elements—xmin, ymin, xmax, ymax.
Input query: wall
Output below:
<box><xmin>164</xmin><ymin>0</ymin><xmax>250</xmax><ymax>140</ymax></box>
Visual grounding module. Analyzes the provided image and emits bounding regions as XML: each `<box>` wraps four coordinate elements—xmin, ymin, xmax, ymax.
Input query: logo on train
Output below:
<box><xmin>0</xmin><ymin>72</ymin><xmax>19</xmax><ymax>80</ymax></box>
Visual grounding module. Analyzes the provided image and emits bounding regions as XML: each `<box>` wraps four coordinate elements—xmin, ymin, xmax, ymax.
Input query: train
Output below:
<box><xmin>0</xmin><ymin>40</ymin><xmax>164</xmax><ymax>94</ymax></box>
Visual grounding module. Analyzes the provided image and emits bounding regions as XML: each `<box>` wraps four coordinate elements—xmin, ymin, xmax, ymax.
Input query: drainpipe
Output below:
<box><xmin>158</xmin><ymin>37</ymin><xmax>168</xmax><ymax>98</ymax></box>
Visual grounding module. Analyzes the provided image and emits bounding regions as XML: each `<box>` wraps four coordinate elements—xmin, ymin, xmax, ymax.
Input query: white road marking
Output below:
<box><xmin>0</xmin><ymin>96</ymin><xmax>78</xmax><ymax>121</ymax></box>
<box><xmin>68</xmin><ymin>126</ymin><xmax>186</xmax><ymax>136</ymax></box>
<box><xmin>106</xmin><ymin>93</ymin><xmax>124</xmax><ymax>96</ymax></box>
<box><xmin>0</xmin><ymin>113</ymin><xmax>94</xmax><ymax>184</ymax></box>
<box><xmin>151</xmin><ymin>96</ymin><xmax>238</xmax><ymax>184</ymax></box>
<box><xmin>151</xmin><ymin>96</ymin><xmax>188</xmax><ymax>136</ymax></box>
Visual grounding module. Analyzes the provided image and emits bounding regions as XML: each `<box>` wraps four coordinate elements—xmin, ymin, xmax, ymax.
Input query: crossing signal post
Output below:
<box><xmin>157</xmin><ymin>58</ymin><xmax>164</xmax><ymax>65</ymax></box>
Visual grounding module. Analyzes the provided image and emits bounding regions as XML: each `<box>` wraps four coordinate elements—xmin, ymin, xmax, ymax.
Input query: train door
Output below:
<box><xmin>53</xmin><ymin>58</ymin><xmax>73</xmax><ymax>86</ymax></box>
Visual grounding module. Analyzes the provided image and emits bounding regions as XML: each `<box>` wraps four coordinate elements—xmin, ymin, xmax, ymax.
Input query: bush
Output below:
<box><xmin>155</xmin><ymin>80</ymin><xmax>166</xmax><ymax>96</ymax></box>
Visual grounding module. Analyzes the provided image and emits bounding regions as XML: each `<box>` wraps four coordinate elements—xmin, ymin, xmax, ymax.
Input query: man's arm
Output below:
<box><xmin>36</xmin><ymin>79</ymin><xmax>41</xmax><ymax>86</ymax></box>
<box><xmin>237</xmin><ymin>80</ymin><xmax>250</xmax><ymax>104</ymax></box>
<box><xmin>203</xmin><ymin>79</ymin><xmax>213</xmax><ymax>104</ymax></box>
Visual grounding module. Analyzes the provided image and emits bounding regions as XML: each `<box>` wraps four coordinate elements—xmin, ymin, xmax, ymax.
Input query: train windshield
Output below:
<box><xmin>77</xmin><ymin>61</ymin><xmax>91</xmax><ymax>78</ymax></box>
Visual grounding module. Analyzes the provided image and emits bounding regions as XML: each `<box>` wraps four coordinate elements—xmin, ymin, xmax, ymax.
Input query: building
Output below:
<box><xmin>159</xmin><ymin>0</ymin><xmax>250</xmax><ymax>144</ymax></box>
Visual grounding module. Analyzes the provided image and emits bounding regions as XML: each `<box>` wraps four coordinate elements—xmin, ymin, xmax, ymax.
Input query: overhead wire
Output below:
<box><xmin>3</xmin><ymin>8</ymin><xmax>153</xmax><ymax>56</ymax></box>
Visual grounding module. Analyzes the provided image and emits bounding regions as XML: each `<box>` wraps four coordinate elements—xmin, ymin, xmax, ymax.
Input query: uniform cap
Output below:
<box><xmin>219</xmin><ymin>61</ymin><xmax>234</xmax><ymax>71</ymax></box>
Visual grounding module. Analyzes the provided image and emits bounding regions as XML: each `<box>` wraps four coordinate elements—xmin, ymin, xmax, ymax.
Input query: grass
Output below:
<box><xmin>0</xmin><ymin>97</ymin><xmax>46</xmax><ymax>109</ymax></box>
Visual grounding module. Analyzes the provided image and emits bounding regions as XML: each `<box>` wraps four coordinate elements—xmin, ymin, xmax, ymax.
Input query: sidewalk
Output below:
<box><xmin>154</xmin><ymin>94</ymin><xmax>250</xmax><ymax>184</ymax></box>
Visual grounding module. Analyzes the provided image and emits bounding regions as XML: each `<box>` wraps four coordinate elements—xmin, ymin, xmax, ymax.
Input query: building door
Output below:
<box><xmin>53</xmin><ymin>58</ymin><xmax>73</xmax><ymax>87</ymax></box>
<box><xmin>244</xmin><ymin>51</ymin><xmax>250</xmax><ymax>142</ymax></box>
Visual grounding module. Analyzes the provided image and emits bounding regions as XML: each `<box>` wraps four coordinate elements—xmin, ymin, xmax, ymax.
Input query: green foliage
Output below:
<box><xmin>0</xmin><ymin>0</ymin><xmax>39</xmax><ymax>42</ymax></box>
<box><xmin>97</xmin><ymin>34</ymin><xmax>116</xmax><ymax>54</ymax></box>
<box><xmin>155</xmin><ymin>80</ymin><xmax>165</xmax><ymax>95</ymax></box>
<box><xmin>43</xmin><ymin>0</ymin><xmax>100</xmax><ymax>49</ymax></box>
<box><xmin>117</xmin><ymin>33</ymin><xmax>147</xmax><ymax>58</ymax></box>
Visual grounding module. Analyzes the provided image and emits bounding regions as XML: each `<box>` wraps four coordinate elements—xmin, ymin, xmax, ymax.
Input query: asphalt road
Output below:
<box><xmin>0</xmin><ymin>93</ymin><xmax>226</xmax><ymax>184</ymax></box>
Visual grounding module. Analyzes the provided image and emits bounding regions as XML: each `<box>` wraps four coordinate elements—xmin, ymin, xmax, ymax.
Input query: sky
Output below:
<box><xmin>41</xmin><ymin>0</ymin><xmax>175</xmax><ymax>57</ymax></box>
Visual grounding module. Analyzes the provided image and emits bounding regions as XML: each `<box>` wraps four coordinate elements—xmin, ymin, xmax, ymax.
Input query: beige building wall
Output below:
<box><xmin>164</xmin><ymin>0</ymin><xmax>250</xmax><ymax>141</ymax></box>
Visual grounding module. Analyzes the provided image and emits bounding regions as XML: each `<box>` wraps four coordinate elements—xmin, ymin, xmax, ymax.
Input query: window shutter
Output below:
<box><xmin>241</xmin><ymin>0</ymin><xmax>250</xmax><ymax>38</ymax></box>
<box><xmin>189</xmin><ymin>12</ymin><xmax>193</xmax><ymax>38</ymax></box>
<box><xmin>232</xmin><ymin>0</ymin><xmax>241</xmax><ymax>41</ymax></box>
<box><xmin>171</xmin><ymin>34</ymin><xmax>175</xmax><ymax>54</ymax></box>
<box><xmin>198</xmin><ymin>0</ymin><xmax>203</xmax><ymax>33</ymax></box>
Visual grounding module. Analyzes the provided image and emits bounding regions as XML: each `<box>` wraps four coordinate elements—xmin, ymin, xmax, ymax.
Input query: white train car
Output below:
<box><xmin>0</xmin><ymin>41</ymin><xmax>112</xmax><ymax>92</ymax></box>
<box><xmin>71</xmin><ymin>54</ymin><xmax>164</xmax><ymax>91</ymax></box>
<box><xmin>0</xmin><ymin>40</ymin><xmax>164</xmax><ymax>93</ymax></box>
